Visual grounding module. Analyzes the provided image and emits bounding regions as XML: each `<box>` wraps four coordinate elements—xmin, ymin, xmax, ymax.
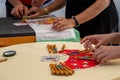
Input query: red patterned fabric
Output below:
<box><xmin>58</xmin><ymin>49</ymin><xmax>98</xmax><ymax>69</ymax></box>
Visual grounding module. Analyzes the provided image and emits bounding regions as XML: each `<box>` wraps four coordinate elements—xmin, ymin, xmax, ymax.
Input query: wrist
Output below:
<box><xmin>111</xmin><ymin>33</ymin><xmax>119</xmax><ymax>42</ymax></box>
<box><xmin>72</xmin><ymin>16</ymin><xmax>80</xmax><ymax>27</ymax></box>
<box><xmin>14</xmin><ymin>4</ymin><xmax>24</xmax><ymax>8</ymax></box>
<box><xmin>70</xmin><ymin>18</ymin><xmax>76</xmax><ymax>27</ymax></box>
<box><xmin>13</xmin><ymin>2</ymin><xmax>23</xmax><ymax>7</ymax></box>
<box><xmin>43</xmin><ymin>7</ymin><xmax>50</xmax><ymax>15</ymax></box>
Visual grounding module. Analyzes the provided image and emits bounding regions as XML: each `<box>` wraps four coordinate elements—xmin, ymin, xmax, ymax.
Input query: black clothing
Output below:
<box><xmin>66</xmin><ymin>0</ymin><xmax>118</xmax><ymax>38</ymax></box>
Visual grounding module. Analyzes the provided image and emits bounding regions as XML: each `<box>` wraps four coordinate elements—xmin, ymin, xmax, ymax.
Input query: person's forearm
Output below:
<box><xmin>44</xmin><ymin>0</ymin><xmax>66</xmax><ymax>13</ymax></box>
<box><xmin>75</xmin><ymin>0</ymin><xmax>110</xmax><ymax>24</ymax></box>
<box><xmin>8</xmin><ymin>0</ymin><xmax>23</xmax><ymax>7</ymax></box>
<box><xmin>111</xmin><ymin>33</ymin><xmax>120</xmax><ymax>44</ymax></box>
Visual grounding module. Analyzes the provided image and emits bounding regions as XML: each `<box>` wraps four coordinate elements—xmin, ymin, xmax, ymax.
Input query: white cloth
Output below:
<box><xmin>28</xmin><ymin>19</ymin><xmax>76</xmax><ymax>41</ymax></box>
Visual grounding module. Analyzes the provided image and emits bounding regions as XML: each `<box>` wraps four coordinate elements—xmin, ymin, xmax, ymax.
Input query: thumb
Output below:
<box><xmin>95</xmin><ymin>43</ymin><xmax>102</xmax><ymax>49</ymax></box>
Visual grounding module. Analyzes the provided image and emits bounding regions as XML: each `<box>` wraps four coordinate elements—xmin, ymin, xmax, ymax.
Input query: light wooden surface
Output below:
<box><xmin>0</xmin><ymin>42</ymin><xmax>120</xmax><ymax>80</ymax></box>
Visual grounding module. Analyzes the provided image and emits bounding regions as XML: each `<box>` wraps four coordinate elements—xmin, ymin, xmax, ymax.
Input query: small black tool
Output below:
<box><xmin>3</xmin><ymin>50</ymin><xmax>16</xmax><ymax>57</ymax></box>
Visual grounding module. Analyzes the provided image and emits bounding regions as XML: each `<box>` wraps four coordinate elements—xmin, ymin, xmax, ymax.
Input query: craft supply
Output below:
<box><xmin>22</xmin><ymin>16</ymin><xmax>28</xmax><ymax>23</ymax></box>
<box><xmin>47</xmin><ymin>44</ymin><xmax>52</xmax><ymax>53</ymax></box>
<box><xmin>68</xmin><ymin>51</ymin><xmax>80</xmax><ymax>55</ymax></box>
<box><xmin>61</xmin><ymin>44</ymin><xmax>66</xmax><ymax>50</ymax></box>
<box><xmin>53</xmin><ymin>44</ymin><xmax>57</xmax><ymax>53</ymax></box>
<box><xmin>3</xmin><ymin>50</ymin><xmax>16</xmax><ymax>57</ymax></box>
<box><xmin>52</xmin><ymin>64</ymin><xmax>60</xmax><ymax>75</ymax></box>
<box><xmin>47</xmin><ymin>44</ymin><xmax>58</xmax><ymax>54</ymax></box>
<box><xmin>64</xmin><ymin>50</ymin><xmax>97</xmax><ymax>69</ymax></box>
<box><xmin>41</xmin><ymin>55</ymin><xmax>60</xmax><ymax>62</ymax></box>
<box><xmin>51</xmin><ymin>45</ymin><xmax>55</xmax><ymax>54</ymax></box>
<box><xmin>49</xmin><ymin>63</ymin><xmax>74</xmax><ymax>76</ymax></box>
<box><xmin>57</xmin><ymin>64</ymin><xmax>69</xmax><ymax>76</ymax></box>
<box><xmin>80</xmin><ymin>49</ymin><xmax>93</xmax><ymax>53</ymax></box>
<box><xmin>78</xmin><ymin>56</ymin><xmax>93</xmax><ymax>60</ymax></box>
<box><xmin>56</xmin><ymin>64</ymin><xmax>64</xmax><ymax>75</ymax></box>
<box><xmin>61</xmin><ymin>64</ymin><xmax>74</xmax><ymax>75</ymax></box>
<box><xmin>50</xmin><ymin>64</ymin><xmax>56</xmax><ymax>75</ymax></box>
<box><xmin>0</xmin><ymin>57</ymin><xmax>7</xmax><ymax>63</ymax></box>
<box><xmin>61</xmin><ymin>63</ymin><xmax>74</xmax><ymax>73</ymax></box>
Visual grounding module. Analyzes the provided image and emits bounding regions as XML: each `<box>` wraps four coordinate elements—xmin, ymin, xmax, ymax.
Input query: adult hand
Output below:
<box><xmin>32</xmin><ymin>0</ymin><xmax>45</xmax><ymax>7</ymax></box>
<box><xmin>26</xmin><ymin>6</ymin><xmax>44</xmax><ymax>18</ymax></box>
<box><xmin>93</xmin><ymin>46</ymin><xmax>120</xmax><ymax>64</ymax></box>
<box><xmin>52</xmin><ymin>17</ymin><xmax>76</xmax><ymax>32</ymax></box>
<box><xmin>81</xmin><ymin>33</ymin><xmax>115</xmax><ymax>49</ymax></box>
<box><xmin>11</xmin><ymin>4</ymin><xmax>28</xmax><ymax>18</ymax></box>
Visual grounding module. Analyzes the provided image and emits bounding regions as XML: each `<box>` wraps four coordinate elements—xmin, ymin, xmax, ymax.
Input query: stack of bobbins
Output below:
<box><xmin>47</xmin><ymin>44</ymin><xmax>74</xmax><ymax>76</ymax></box>
<box><xmin>50</xmin><ymin>62</ymin><xmax>74</xmax><ymax>76</ymax></box>
<box><xmin>47</xmin><ymin>44</ymin><xmax>66</xmax><ymax>54</ymax></box>
<box><xmin>47</xmin><ymin>44</ymin><xmax>57</xmax><ymax>54</ymax></box>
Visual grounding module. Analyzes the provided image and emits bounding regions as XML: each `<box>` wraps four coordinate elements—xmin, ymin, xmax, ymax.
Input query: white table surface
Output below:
<box><xmin>0</xmin><ymin>42</ymin><xmax>120</xmax><ymax>80</ymax></box>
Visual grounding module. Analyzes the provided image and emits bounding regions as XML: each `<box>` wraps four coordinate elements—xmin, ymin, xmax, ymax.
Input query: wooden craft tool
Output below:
<box><xmin>52</xmin><ymin>64</ymin><xmax>60</xmax><ymax>75</ymax></box>
<box><xmin>61</xmin><ymin>44</ymin><xmax>66</xmax><ymax>50</ymax></box>
<box><xmin>50</xmin><ymin>64</ymin><xmax>56</xmax><ymax>75</ymax></box>
<box><xmin>80</xmin><ymin>49</ymin><xmax>94</xmax><ymax>53</ymax></box>
<box><xmin>0</xmin><ymin>57</ymin><xmax>7</xmax><ymax>63</ymax></box>
<box><xmin>50</xmin><ymin>63</ymin><xmax>74</xmax><ymax>76</ymax></box>
<box><xmin>78</xmin><ymin>56</ymin><xmax>93</xmax><ymax>60</ymax></box>
<box><xmin>58</xmin><ymin>64</ymin><xmax>69</xmax><ymax>76</ymax></box>
<box><xmin>22</xmin><ymin>16</ymin><xmax>28</xmax><ymax>23</ymax></box>
<box><xmin>112</xmin><ymin>77</ymin><xmax>120</xmax><ymax>80</ymax></box>
<box><xmin>47</xmin><ymin>44</ymin><xmax>52</xmax><ymax>53</ymax></box>
<box><xmin>60</xmin><ymin>63</ymin><xmax>74</xmax><ymax>75</ymax></box>
<box><xmin>56</xmin><ymin>64</ymin><xmax>64</xmax><ymax>75</ymax></box>
<box><xmin>53</xmin><ymin>44</ymin><xmax>57</xmax><ymax>53</ymax></box>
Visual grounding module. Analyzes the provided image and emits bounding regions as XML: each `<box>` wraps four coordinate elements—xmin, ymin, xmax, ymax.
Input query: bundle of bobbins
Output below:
<box><xmin>50</xmin><ymin>62</ymin><xmax>74</xmax><ymax>76</ymax></box>
<box><xmin>47</xmin><ymin>44</ymin><xmax>74</xmax><ymax>76</ymax></box>
<box><xmin>47</xmin><ymin>44</ymin><xmax>66</xmax><ymax>54</ymax></box>
<box><xmin>47</xmin><ymin>44</ymin><xmax>57</xmax><ymax>54</ymax></box>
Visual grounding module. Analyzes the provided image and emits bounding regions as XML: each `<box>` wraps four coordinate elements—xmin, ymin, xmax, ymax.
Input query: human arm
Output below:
<box><xmin>31</xmin><ymin>0</ymin><xmax>45</xmax><ymax>7</ymax></box>
<box><xmin>52</xmin><ymin>0</ymin><xmax>111</xmax><ymax>31</ymax></box>
<box><xmin>8</xmin><ymin>0</ymin><xmax>29</xmax><ymax>18</ymax></box>
<box><xmin>27</xmin><ymin>0</ymin><xmax>66</xmax><ymax>18</ymax></box>
<box><xmin>75</xmin><ymin>0</ymin><xmax>110</xmax><ymax>24</ymax></box>
<box><xmin>8</xmin><ymin>0</ymin><xmax>22</xmax><ymax>7</ymax></box>
<box><xmin>81</xmin><ymin>33</ymin><xmax>120</xmax><ymax>49</ymax></box>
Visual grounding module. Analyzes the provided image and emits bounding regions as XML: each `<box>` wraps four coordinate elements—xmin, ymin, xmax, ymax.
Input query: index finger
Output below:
<box><xmin>24</xmin><ymin>7</ymin><xmax>29</xmax><ymax>16</ymax></box>
<box><xmin>80</xmin><ymin>37</ymin><xmax>89</xmax><ymax>44</ymax></box>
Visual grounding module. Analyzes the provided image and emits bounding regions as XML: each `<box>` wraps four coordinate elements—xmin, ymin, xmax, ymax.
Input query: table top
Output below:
<box><xmin>0</xmin><ymin>42</ymin><xmax>120</xmax><ymax>80</ymax></box>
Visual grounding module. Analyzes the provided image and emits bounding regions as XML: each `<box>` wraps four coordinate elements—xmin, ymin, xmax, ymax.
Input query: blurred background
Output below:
<box><xmin>0</xmin><ymin>0</ymin><xmax>119</xmax><ymax>31</ymax></box>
